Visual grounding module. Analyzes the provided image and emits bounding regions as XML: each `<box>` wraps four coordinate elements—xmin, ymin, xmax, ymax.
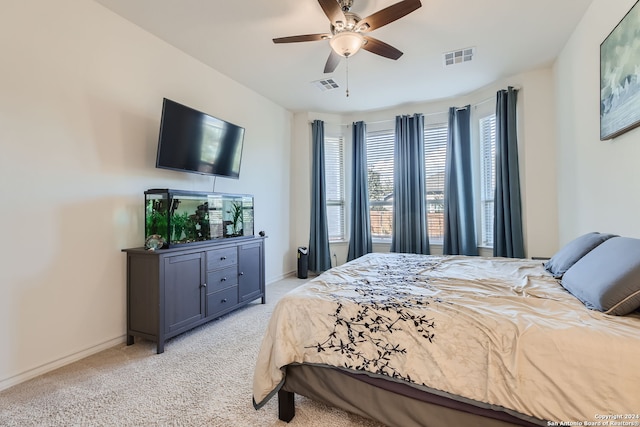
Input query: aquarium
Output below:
<box><xmin>144</xmin><ymin>189</ymin><xmax>254</xmax><ymax>248</ymax></box>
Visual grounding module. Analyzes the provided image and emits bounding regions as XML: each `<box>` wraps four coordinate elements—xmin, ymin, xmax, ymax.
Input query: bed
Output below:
<box><xmin>253</xmin><ymin>237</ymin><xmax>640</xmax><ymax>426</ymax></box>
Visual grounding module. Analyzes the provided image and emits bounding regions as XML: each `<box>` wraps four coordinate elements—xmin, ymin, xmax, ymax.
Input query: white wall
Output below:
<box><xmin>0</xmin><ymin>0</ymin><xmax>292</xmax><ymax>390</ymax></box>
<box><xmin>554</xmin><ymin>0</ymin><xmax>640</xmax><ymax>244</ymax></box>
<box><xmin>292</xmin><ymin>67</ymin><xmax>560</xmax><ymax>262</ymax></box>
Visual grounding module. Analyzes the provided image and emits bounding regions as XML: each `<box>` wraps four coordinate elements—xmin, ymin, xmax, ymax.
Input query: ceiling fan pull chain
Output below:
<box><xmin>346</xmin><ymin>56</ymin><xmax>350</xmax><ymax>98</ymax></box>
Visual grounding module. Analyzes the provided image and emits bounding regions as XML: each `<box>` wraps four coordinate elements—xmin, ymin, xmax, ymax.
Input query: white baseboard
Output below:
<box><xmin>0</xmin><ymin>335</ymin><xmax>126</xmax><ymax>392</ymax></box>
<box><xmin>266</xmin><ymin>270</ymin><xmax>296</xmax><ymax>284</ymax></box>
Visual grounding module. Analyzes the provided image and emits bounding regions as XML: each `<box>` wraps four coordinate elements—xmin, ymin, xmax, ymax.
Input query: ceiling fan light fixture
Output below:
<box><xmin>329</xmin><ymin>31</ymin><xmax>364</xmax><ymax>57</ymax></box>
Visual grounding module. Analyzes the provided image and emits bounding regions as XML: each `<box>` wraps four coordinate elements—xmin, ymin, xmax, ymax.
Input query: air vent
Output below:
<box><xmin>443</xmin><ymin>47</ymin><xmax>475</xmax><ymax>66</ymax></box>
<box><xmin>311</xmin><ymin>78</ymin><xmax>340</xmax><ymax>92</ymax></box>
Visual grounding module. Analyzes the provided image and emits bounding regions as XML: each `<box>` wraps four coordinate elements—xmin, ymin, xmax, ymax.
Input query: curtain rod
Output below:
<box><xmin>309</xmin><ymin>86</ymin><xmax>520</xmax><ymax>126</ymax></box>
<box><xmin>310</xmin><ymin>111</ymin><xmax>446</xmax><ymax>127</ymax></box>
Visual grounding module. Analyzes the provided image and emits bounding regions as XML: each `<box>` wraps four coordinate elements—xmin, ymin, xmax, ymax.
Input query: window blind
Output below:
<box><xmin>324</xmin><ymin>134</ymin><xmax>345</xmax><ymax>241</ymax></box>
<box><xmin>366</xmin><ymin>130</ymin><xmax>395</xmax><ymax>239</ymax></box>
<box><xmin>365</xmin><ymin>125</ymin><xmax>449</xmax><ymax>241</ymax></box>
<box><xmin>479</xmin><ymin>114</ymin><xmax>496</xmax><ymax>247</ymax></box>
<box><xmin>424</xmin><ymin>124</ymin><xmax>448</xmax><ymax>241</ymax></box>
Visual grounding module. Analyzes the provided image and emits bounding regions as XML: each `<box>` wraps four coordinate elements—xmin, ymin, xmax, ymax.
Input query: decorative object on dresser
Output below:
<box><xmin>144</xmin><ymin>189</ymin><xmax>254</xmax><ymax>248</ymax></box>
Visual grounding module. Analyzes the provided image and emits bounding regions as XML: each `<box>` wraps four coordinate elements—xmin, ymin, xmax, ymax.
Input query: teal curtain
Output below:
<box><xmin>347</xmin><ymin>121</ymin><xmax>372</xmax><ymax>261</ymax></box>
<box><xmin>390</xmin><ymin>114</ymin><xmax>430</xmax><ymax>254</ymax></box>
<box><xmin>443</xmin><ymin>106</ymin><xmax>478</xmax><ymax>256</ymax></box>
<box><xmin>493</xmin><ymin>87</ymin><xmax>525</xmax><ymax>258</ymax></box>
<box><xmin>309</xmin><ymin>120</ymin><xmax>332</xmax><ymax>272</ymax></box>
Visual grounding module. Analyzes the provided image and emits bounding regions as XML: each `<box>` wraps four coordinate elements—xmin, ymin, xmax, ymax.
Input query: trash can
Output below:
<box><xmin>297</xmin><ymin>247</ymin><xmax>308</xmax><ymax>279</ymax></box>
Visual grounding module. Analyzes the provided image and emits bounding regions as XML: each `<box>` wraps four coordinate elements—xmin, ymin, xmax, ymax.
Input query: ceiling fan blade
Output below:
<box><xmin>324</xmin><ymin>50</ymin><xmax>341</xmax><ymax>73</ymax></box>
<box><xmin>273</xmin><ymin>33</ymin><xmax>331</xmax><ymax>43</ymax></box>
<box><xmin>357</xmin><ymin>0</ymin><xmax>422</xmax><ymax>32</ymax></box>
<box><xmin>362</xmin><ymin>36</ymin><xmax>403</xmax><ymax>60</ymax></box>
<box><xmin>318</xmin><ymin>0</ymin><xmax>347</xmax><ymax>25</ymax></box>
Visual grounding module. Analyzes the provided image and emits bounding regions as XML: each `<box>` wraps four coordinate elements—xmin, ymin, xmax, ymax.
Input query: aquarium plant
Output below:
<box><xmin>172</xmin><ymin>212</ymin><xmax>189</xmax><ymax>243</ymax></box>
<box><xmin>145</xmin><ymin>200</ymin><xmax>168</xmax><ymax>239</ymax></box>
<box><xmin>229</xmin><ymin>201</ymin><xmax>243</xmax><ymax>236</ymax></box>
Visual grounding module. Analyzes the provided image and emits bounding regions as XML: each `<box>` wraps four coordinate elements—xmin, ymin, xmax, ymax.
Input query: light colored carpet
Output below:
<box><xmin>0</xmin><ymin>277</ymin><xmax>384</xmax><ymax>427</ymax></box>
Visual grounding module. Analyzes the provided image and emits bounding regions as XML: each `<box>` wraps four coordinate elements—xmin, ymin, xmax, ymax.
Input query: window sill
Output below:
<box><xmin>372</xmin><ymin>238</ymin><xmax>392</xmax><ymax>245</ymax></box>
<box><xmin>329</xmin><ymin>240</ymin><xmax>349</xmax><ymax>245</ymax></box>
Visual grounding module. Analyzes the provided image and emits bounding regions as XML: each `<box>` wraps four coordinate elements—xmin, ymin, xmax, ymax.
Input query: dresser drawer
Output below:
<box><xmin>206</xmin><ymin>266</ymin><xmax>238</xmax><ymax>293</ymax></box>
<box><xmin>207</xmin><ymin>286</ymin><xmax>239</xmax><ymax>317</ymax></box>
<box><xmin>206</xmin><ymin>247</ymin><xmax>237</xmax><ymax>270</ymax></box>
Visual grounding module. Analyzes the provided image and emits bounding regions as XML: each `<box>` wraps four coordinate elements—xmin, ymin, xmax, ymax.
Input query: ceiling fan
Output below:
<box><xmin>273</xmin><ymin>0</ymin><xmax>422</xmax><ymax>73</ymax></box>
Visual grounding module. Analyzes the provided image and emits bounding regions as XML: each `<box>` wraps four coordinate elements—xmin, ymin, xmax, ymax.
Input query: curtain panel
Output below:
<box><xmin>443</xmin><ymin>106</ymin><xmax>478</xmax><ymax>256</ymax></box>
<box><xmin>493</xmin><ymin>87</ymin><xmax>525</xmax><ymax>258</ymax></box>
<box><xmin>390</xmin><ymin>114</ymin><xmax>430</xmax><ymax>255</ymax></box>
<box><xmin>309</xmin><ymin>120</ymin><xmax>332</xmax><ymax>272</ymax></box>
<box><xmin>347</xmin><ymin>121</ymin><xmax>372</xmax><ymax>261</ymax></box>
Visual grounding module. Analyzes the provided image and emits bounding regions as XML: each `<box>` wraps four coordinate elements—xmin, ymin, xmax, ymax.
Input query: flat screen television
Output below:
<box><xmin>155</xmin><ymin>98</ymin><xmax>245</xmax><ymax>179</ymax></box>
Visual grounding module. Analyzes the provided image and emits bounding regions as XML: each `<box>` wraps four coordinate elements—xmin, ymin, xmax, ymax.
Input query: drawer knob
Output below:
<box><xmin>239</xmin><ymin>272</ymin><xmax>244</xmax><ymax>276</ymax></box>
<box><xmin>201</xmin><ymin>283</ymin><xmax>207</xmax><ymax>288</ymax></box>
<box><xmin>221</xmin><ymin>277</ymin><xmax>227</xmax><ymax>282</ymax></box>
<box><xmin>220</xmin><ymin>256</ymin><xmax>227</xmax><ymax>260</ymax></box>
<box><xmin>221</xmin><ymin>298</ymin><xmax>228</xmax><ymax>303</ymax></box>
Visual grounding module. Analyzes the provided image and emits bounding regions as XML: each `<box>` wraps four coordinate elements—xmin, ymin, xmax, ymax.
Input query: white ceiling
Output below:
<box><xmin>93</xmin><ymin>0</ymin><xmax>594</xmax><ymax>113</ymax></box>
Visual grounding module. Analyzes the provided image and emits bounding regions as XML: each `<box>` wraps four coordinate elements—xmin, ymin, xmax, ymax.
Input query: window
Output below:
<box><xmin>479</xmin><ymin>114</ymin><xmax>496</xmax><ymax>247</ymax></box>
<box><xmin>342</xmin><ymin>112</ymin><xmax>496</xmax><ymax>249</ymax></box>
<box><xmin>424</xmin><ymin>124</ymin><xmax>448</xmax><ymax>242</ymax></box>
<box><xmin>324</xmin><ymin>133</ymin><xmax>345</xmax><ymax>241</ymax></box>
<box><xmin>366</xmin><ymin>130</ymin><xmax>395</xmax><ymax>239</ymax></box>
<box><xmin>365</xmin><ymin>124</ymin><xmax>449</xmax><ymax>241</ymax></box>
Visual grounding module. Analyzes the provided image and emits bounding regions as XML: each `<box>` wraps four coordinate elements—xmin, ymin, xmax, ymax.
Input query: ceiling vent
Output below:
<box><xmin>443</xmin><ymin>47</ymin><xmax>475</xmax><ymax>67</ymax></box>
<box><xmin>311</xmin><ymin>78</ymin><xmax>340</xmax><ymax>92</ymax></box>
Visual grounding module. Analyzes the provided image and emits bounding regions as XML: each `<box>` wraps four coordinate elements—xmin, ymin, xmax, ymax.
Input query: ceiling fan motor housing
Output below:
<box><xmin>330</xmin><ymin>11</ymin><xmax>361</xmax><ymax>33</ymax></box>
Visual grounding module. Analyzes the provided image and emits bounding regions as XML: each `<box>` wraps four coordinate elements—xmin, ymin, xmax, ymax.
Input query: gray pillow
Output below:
<box><xmin>544</xmin><ymin>232</ymin><xmax>616</xmax><ymax>278</ymax></box>
<box><xmin>561</xmin><ymin>237</ymin><xmax>640</xmax><ymax>316</ymax></box>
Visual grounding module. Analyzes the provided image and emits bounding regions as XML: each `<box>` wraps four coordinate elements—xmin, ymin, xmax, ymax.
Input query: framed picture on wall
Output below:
<box><xmin>600</xmin><ymin>0</ymin><xmax>640</xmax><ymax>140</ymax></box>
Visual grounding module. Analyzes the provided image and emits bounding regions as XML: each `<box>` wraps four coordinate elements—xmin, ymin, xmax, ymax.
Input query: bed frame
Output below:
<box><xmin>277</xmin><ymin>364</ymin><xmax>545</xmax><ymax>427</ymax></box>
